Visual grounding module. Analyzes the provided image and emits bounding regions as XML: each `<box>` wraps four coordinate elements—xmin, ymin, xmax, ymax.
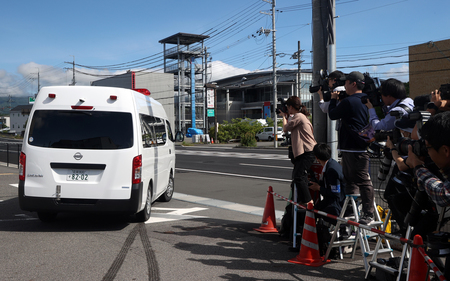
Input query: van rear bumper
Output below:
<box><xmin>18</xmin><ymin>181</ymin><xmax>143</xmax><ymax>214</ymax></box>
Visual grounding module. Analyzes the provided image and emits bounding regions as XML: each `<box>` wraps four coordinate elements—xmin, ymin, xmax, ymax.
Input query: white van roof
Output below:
<box><xmin>34</xmin><ymin>86</ymin><xmax>167</xmax><ymax>119</ymax></box>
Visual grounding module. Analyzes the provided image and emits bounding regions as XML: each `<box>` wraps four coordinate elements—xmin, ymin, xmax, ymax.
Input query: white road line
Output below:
<box><xmin>176</xmin><ymin>149</ymin><xmax>289</xmax><ymax>160</ymax></box>
<box><xmin>173</xmin><ymin>192</ymin><xmax>284</xmax><ymax>221</ymax></box>
<box><xmin>239</xmin><ymin>163</ymin><xmax>291</xmax><ymax>169</ymax></box>
<box><xmin>176</xmin><ymin>168</ymin><xmax>291</xmax><ymax>182</ymax></box>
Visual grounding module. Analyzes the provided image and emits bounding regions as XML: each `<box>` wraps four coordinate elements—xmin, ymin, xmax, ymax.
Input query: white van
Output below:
<box><xmin>19</xmin><ymin>86</ymin><xmax>176</xmax><ymax>222</ymax></box>
<box><xmin>255</xmin><ymin>127</ymin><xmax>284</xmax><ymax>141</ymax></box>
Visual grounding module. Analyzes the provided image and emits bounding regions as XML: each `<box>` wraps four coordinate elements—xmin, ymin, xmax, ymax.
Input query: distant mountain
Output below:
<box><xmin>0</xmin><ymin>96</ymin><xmax>32</xmax><ymax>115</ymax></box>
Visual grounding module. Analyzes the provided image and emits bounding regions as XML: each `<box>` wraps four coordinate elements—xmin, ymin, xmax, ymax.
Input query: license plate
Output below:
<box><xmin>67</xmin><ymin>170</ymin><xmax>89</xmax><ymax>181</ymax></box>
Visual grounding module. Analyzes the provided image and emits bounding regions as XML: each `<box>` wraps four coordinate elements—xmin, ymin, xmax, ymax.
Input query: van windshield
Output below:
<box><xmin>28</xmin><ymin>110</ymin><xmax>133</xmax><ymax>149</ymax></box>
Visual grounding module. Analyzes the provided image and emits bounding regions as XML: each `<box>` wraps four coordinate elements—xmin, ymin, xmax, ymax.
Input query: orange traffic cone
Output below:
<box><xmin>288</xmin><ymin>202</ymin><xmax>330</xmax><ymax>267</ymax></box>
<box><xmin>408</xmin><ymin>235</ymin><xmax>430</xmax><ymax>281</ymax></box>
<box><xmin>254</xmin><ymin>186</ymin><xmax>278</xmax><ymax>233</ymax></box>
<box><xmin>211</xmin><ymin>138</ymin><xmax>214</xmax><ymax>144</ymax></box>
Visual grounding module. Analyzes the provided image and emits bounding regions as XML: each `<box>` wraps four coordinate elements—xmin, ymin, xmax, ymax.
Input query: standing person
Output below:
<box><xmin>282</xmin><ymin>96</ymin><xmax>317</xmax><ymax>206</ymax></box>
<box><xmin>364</xmin><ymin>78</ymin><xmax>414</xmax><ymax>131</ymax></box>
<box><xmin>328</xmin><ymin>71</ymin><xmax>375</xmax><ymax>225</ymax></box>
<box><xmin>317</xmin><ymin>70</ymin><xmax>346</xmax><ymax>114</ymax></box>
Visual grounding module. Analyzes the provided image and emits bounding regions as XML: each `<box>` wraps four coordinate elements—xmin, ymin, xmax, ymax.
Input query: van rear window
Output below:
<box><xmin>28</xmin><ymin>110</ymin><xmax>133</xmax><ymax>149</ymax></box>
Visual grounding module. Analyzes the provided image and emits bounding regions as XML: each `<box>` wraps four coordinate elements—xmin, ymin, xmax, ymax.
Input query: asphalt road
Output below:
<box><xmin>0</xmin><ymin>143</ymin><xmax>398</xmax><ymax>280</ymax></box>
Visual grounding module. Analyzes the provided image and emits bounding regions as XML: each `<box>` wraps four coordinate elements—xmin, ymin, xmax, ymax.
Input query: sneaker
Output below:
<box><xmin>358</xmin><ymin>213</ymin><xmax>374</xmax><ymax>225</ymax></box>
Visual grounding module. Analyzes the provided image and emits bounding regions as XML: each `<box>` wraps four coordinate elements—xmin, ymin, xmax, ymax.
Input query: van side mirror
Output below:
<box><xmin>175</xmin><ymin>131</ymin><xmax>184</xmax><ymax>142</ymax></box>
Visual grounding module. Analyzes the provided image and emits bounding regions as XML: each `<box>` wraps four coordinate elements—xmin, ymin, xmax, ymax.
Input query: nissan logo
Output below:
<box><xmin>73</xmin><ymin>152</ymin><xmax>83</xmax><ymax>160</ymax></box>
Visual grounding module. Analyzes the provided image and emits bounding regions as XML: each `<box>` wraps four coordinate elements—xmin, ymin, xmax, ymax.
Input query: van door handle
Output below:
<box><xmin>169</xmin><ymin>149</ymin><xmax>171</xmax><ymax>154</ymax></box>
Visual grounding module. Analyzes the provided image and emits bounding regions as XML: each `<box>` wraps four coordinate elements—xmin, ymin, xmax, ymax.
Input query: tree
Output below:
<box><xmin>209</xmin><ymin>118</ymin><xmax>264</xmax><ymax>146</ymax></box>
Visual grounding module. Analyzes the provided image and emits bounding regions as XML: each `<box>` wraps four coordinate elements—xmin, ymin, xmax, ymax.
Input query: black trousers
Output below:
<box><xmin>291</xmin><ymin>151</ymin><xmax>316</xmax><ymax>204</ymax></box>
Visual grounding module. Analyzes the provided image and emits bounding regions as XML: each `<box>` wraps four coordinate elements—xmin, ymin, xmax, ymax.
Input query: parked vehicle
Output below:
<box><xmin>19</xmin><ymin>86</ymin><xmax>175</xmax><ymax>222</ymax></box>
<box><xmin>255</xmin><ymin>127</ymin><xmax>284</xmax><ymax>141</ymax></box>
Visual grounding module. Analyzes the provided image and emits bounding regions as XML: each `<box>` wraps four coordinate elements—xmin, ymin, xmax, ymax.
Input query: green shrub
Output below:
<box><xmin>209</xmin><ymin>118</ymin><xmax>264</xmax><ymax>145</ymax></box>
<box><xmin>240</xmin><ymin>131</ymin><xmax>257</xmax><ymax>147</ymax></box>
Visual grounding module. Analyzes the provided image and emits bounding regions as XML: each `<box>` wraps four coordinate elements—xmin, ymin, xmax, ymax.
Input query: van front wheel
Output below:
<box><xmin>136</xmin><ymin>187</ymin><xmax>152</xmax><ymax>222</ymax></box>
<box><xmin>159</xmin><ymin>173</ymin><xmax>174</xmax><ymax>202</ymax></box>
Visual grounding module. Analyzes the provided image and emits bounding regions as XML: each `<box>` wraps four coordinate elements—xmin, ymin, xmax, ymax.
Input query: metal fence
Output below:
<box><xmin>0</xmin><ymin>142</ymin><xmax>22</xmax><ymax>168</ymax></box>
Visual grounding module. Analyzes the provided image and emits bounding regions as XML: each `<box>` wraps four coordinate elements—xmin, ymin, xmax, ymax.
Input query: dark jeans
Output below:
<box><xmin>341</xmin><ymin>151</ymin><xmax>374</xmax><ymax>215</ymax></box>
<box><xmin>292</xmin><ymin>151</ymin><xmax>316</xmax><ymax>204</ymax></box>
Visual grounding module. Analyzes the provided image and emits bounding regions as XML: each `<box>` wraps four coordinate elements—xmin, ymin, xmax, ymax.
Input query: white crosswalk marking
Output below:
<box><xmin>145</xmin><ymin>207</ymin><xmax>208</xmax><ymax>224</ymax></box>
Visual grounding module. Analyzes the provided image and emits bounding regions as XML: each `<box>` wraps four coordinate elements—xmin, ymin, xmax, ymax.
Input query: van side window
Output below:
<box><xmin>140</xmin><ymin>115</ymin><xmax>156</xmax><ymax>148</ymax></box>
<box><xmin>166</xmin><ymin>120</ymin><xmax>174</xmax><ymax>142</ymax></box>
<box><xmin>153</xmin><ymin>117</ymin><xmax>166</xmax><ymax>146</ymax></box>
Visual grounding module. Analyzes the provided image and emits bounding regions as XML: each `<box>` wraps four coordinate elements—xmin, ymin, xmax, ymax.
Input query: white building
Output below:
<box><xmin>9</xmin><ymin>105</ymin><xmax>32</xmax><ymax>136</ymax></box>
<box><xmin>0</xmin><ymin>116</ymin><xmax>10</xmax><ymax>130</ymax></box>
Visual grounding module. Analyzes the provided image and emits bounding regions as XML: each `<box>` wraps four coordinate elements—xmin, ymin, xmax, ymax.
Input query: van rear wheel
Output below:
<box><xmin>136</xmin><ymin>188</ymin><xmax>152</xmax><ymax>222</ymax></box>
<box><xmin>159</xmin><ymin>173</ymin><xmax>174</xmax><ymax>202</ymax></box>
<box><xmin>38</xmin><ymin>212</ymin><xmax>57</xmax><ymax>222</ymax></box>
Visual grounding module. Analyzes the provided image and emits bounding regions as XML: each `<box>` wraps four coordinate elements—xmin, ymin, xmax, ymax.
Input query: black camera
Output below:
<box><xmin>323</xmin><ymin>89</ymin><xmax>347</xmax><ymax>102</ymax></box>
<box><xmin>362</xmin><ymin>73</ymin><xmax>383</xmax><ymax>107</ymax></box>
<box><xmin>310</xmin><ymin>69</ymin><xmax>348</xmax><ymax>102</ymax></box>
<box><xmin>395</xmin><ymin>137</ymin><xmax>427</xmax><ymax>157</ymax></box>
<box><xmin>276</xmin><ymin>97</ymin><xmax>288</xmax><ymax>114</ymax></box>
<box><xmin>309</xmin><ymin>69</ymin><xmax>328</xmax><ymax>94</ymax></box>
<box><xmin>439</xmin><ymin>83</ymin><xmax>450</xmax><ymax>100</ymax></box>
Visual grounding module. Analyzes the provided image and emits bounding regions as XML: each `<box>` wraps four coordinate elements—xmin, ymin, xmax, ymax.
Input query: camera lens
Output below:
<box><xmin>378</xmin><ymin>156</ymin><xmax>392</xmax><ymax>181</ymax></box>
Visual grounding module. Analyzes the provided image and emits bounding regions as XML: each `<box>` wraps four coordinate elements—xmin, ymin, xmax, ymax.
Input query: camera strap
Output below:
<box><xmin>391</xmin><ymin>99</ymin><xmax>412</xmax><ymax>115</ymax></box>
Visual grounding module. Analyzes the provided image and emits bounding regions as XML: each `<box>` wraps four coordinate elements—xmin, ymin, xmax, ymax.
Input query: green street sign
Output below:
<box><xmin>29</xmin><ymin>97</ymin><xmax>36</xmax><ymax>104</ymax></box>
<box><xmin>207</xmin><ymin>109</ymin><xmax>215</xmax><ymax>117</ymax></box>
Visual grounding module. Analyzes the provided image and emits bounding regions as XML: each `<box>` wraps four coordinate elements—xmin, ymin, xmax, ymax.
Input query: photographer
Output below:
<box><xmin>328</xmin><ymin>71</ymin><xmax>375</xmax><ymax>225</ymax></box>
<box><xmin>385</xmin><ymin>118</ymin><xmax>415</xmax><ymax>172</ymax></box>
<box><xmin>364</xmin><ymin>78</ymin><xmax>414</xmax><ymax>131</ymax></box>
<box><xmin>282</xmin><ymin>96</ymin><xmax>317</xmax><ymax>206</ymax></box>
<box><xmin>408</xmin><ymin>111</ymin><xmax>450</xmax><ymax>207</ymax></box>
<box><xmin>317</xmin><ymin>70</ymin><xmax>346</xmax><ymax>114</ymax></box>
<box><xmin>429</xmin><ymin>85</ymin><xmax>450</xmax><ymax>114</ymax></box>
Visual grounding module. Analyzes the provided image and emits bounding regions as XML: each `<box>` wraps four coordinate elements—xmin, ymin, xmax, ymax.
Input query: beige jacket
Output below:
<box><xmin>283</xmin><ymin>113</ymin><xmax>316</xmax><ymax>158</ymax></box>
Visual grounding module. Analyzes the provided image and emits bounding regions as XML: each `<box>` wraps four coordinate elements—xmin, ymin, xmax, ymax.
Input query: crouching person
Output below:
<box><xmin>309</xmin><ymin>143</ymin><xmax>346</xmax><ymax>221</ymax></box>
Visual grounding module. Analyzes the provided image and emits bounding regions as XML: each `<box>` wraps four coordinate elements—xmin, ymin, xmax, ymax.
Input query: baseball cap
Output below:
<box><xmin>340</xmin><ymin>71</ymin><xmax>365</xmax><ymax>83</ymax></box>
<box><xmin>394</xmin><ymin>117</ymin><xmax>416</xmax><ymax>133</ymax></box>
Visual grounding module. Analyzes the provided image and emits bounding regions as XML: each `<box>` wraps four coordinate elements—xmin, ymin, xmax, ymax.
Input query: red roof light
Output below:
<box><xmin>110</xmin><ymin>95</ymin><xmax>117</xmax><ymax>100</ymax></box>
<box><xmin>48</xmin><ymin>93</ymin><xmax>56</xmax><ymax>98</ymax></box>
<box><xmin>133</xmin><ymin>88</ymin><xmax>151</xmax><ymax>96</ymax></box>
<box><xmin>71</xmin><ymin>105</ymin><xmax>94</xmax><ymax>110</ymax></box>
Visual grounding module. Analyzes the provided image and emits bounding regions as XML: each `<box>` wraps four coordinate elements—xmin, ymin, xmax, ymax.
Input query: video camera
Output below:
<box><xmin>309</xmin><ymin>69</ymin><xmax>346</xmax><ymax>102</ymax></box>
<box><xmin>276</xmin><ymin>97</ymin><xmax>288</xmax><ymax>114</ymax></box>
<box><xmin>439</xmin><ymin>83</ymin><xmax>450</xmax><ymax>100</ymax></box>
<box><xmin>394</xmin><ymin>111</ymin><xmax>431</xmax><ymax>157</ymax></box>
<box><xmin>360</xmin><ymin>73</ymin><xmax>383</xmax><ymax>107</ymax></box>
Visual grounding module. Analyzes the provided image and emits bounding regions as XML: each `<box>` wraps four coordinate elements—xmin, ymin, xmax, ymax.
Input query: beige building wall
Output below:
<box><xmin>409</xmin><ymin>39</ymin><xmax>450</xmax><ymax>98</ymax></box>
<box><xmin>91</xmin><ymin>72</ymin><xmax>175</xmax><ymax>129</ymax></box>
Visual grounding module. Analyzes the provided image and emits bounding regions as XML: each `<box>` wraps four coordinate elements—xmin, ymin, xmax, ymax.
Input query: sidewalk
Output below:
<box><xmin>179</xmin><ymin>137</ymin><xmax>289</xmax><ymax>149</ymax></box>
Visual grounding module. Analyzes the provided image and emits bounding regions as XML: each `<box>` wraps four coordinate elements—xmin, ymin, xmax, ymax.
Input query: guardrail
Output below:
<box><xmin>0</xmin><ymin>142</ymin><xmax>22</xmax><ymax>168</ymax></box>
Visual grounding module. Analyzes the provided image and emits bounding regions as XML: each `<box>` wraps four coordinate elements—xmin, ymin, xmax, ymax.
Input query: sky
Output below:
<box><xmin>1</xmin><ymin>0</ymin><xmax>449</xmax><ymax>98</ymax></box>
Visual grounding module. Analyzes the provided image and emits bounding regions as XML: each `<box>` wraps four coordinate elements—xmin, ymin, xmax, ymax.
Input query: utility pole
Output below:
<box><xmin>291</xmin><ymin>41</ymin><xmax>304</xmax><ymax>97</ymax></box>
<box><xmin>31</xmin><ymin>69</ymin><xmax>40</xmax><ymax>97</ymax></box>
<box><xmin>66</xmin><ymin>55</ymin><xmax>76</xmax><ymax>86</ymax></box>
<box><xmin>327</xmin><ymin>0</ymin><xmax>338</xmax><ymax>160</ymax></box>
<box><xmin>261</xmin><ymin>0</ymin><xmax>278</xmax><ymax>148</ymax></box>
<box><xmin>37</xmin><ymin>70</ymin><xmax>40</xmax><ymax>94</ymax></box>
<box><xmin>312</xmin><ymin>0</ymin><xmax>329</xmax><ymax>144</ymax></box>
